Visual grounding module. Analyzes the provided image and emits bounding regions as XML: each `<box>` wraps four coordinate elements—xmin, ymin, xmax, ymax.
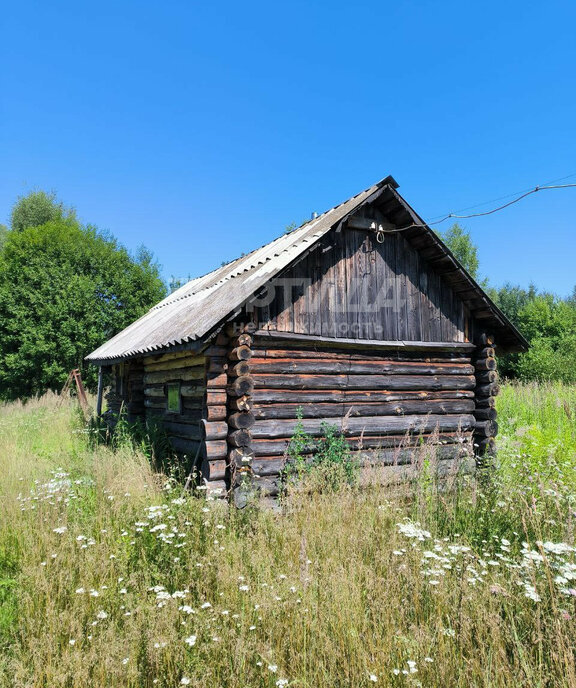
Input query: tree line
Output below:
<box><xmin>0</xmin><ymin>192</ymin><xmax>572</xmax><ymax>401</ymax></box>
<box><xmin>439</xmin><ymin>224</ymin><xmax>576</xmax><ymax>383</ymax></box>
<box><xmin>0</xmin><ymin>191</ymin><xmax>166</xmax><ymax>399</ymax></box>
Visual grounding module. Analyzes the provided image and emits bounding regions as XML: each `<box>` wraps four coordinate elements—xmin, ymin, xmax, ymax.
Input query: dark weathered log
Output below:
<box><xmin>144</xmin><ymin>398</ymin><xmax>166</xmax><ymax>409</ymax></box>
<box><xmin>144</xmin><ymin>351</ymin><xmax>204</xmax><ymax>366</ymax></box>
<box><xmin>249</xmin><ymin>358</ymin><xmax>474</xmax><ymax>376</ymax></box>
<box><xmin>251</xmin><ymin>443</ymin><xmax>472</xmax><ymax>478</ymax></box>
<box><xmin>206</xmin><ymin>405</ymin><xmax>227</xmax><ymax>421</ymax></box>
<box><xmin>252</xmin><ymin>373</ymin><xmax>475</xmax><ymax>392</ymax></box>
<box><xmin>205</xmin><ymin>479</ymin><xmax>228</xmax><ymax>496</ymax></box>
<box><xmin>252</xmin><ymin>414</ymin><xmax>475</xmax><ymax>440</ymax></box>
<box><xmin>203</xmin><ymin>421</ymin><xmax>228</xmax><ymax>440</ymax></box>
<box><xmin>476</xmin><ymin>347</ymin><xmax>495</xmax><ymax>359</ymax></box>
<box><xmin>208</xmin><ymin>357</ymin><xmax>227</xmax><ymax>373</ymax></box>
<box><xmin>474</xmin><ymin>408</ymin><xmax>497</xmax><ymax>421</ymax></box>
<box><xmin>230</xmin><ymin>333</ymin><xmax>253</xmax><ymax>347</ymax></box>
<box><xmin>144</xmin><ymin>367</ymin><xmax>204</xmax><ymax>385</ymax></box>
<box><xmin>229</xmin><ymin>447</ymin><xmax>255</xmax><ymax>467</ymax></box>
<box><xmin>475</xmin><ymin>396</ymin><xmax>496</xmax><ymax>409</ymax></box>
<box><xmin>228</xmin><ymin>411</ymin><xmax>255</xmax><ymax>429</ymax></box>
<box><xmin>228</xmin><ymin>361</ymin><xmax>251</xmax><ymax>377</ymax></box>
<box><xmin>476</xmin><ymin>370</ymin><xmax>498</xmax><ymax>384</ymax></box>
<box><xmin>230</xmin><ymin>395</ymin><xmax>252</xmax><ymax>412</ymax></box>
<box><xmin>203</xmin><ymin>346</ymin><xmax>228</xmax><ymax>358</ymax></box>
<box><xmin>162</xmin><ymin>420</ymin><xmax>203</xmax><ymax>440</ymax></box>
<box><xmin>206</xmin><ymin>390</ymin><xmax>227</xmax><ymax>406</ymax></box>
<box><xmin>228</xmin><ymin>375</ymin><xmax>255</xmax><ymax>397</ymax></box>
<box><xmin>252</xmin><ymin>347</ymin><xmax>471</xmax><ymax>364</ymax></box>
<box><xmin>475</xmin><ymin>358</ymin><xmax>497</xmax><ymax>371</ymax></box>
<box><xmin>207</xmin><ymin>460</ymin><xmax>227</xmax><ymax>481</ymax></box>
<box><xmin>252</xmin><ymin>388</ymin><xmax>475</xmax><ymax>404</ymax></box>
<box><xmin>182</xmin><ymin>398</ymin><xmax>204</xmax><ymax>412</ymax></box>
<box><xmin>475</xmin><ymin>382</ymin><xmax>500</xmax><ymax>398</ymax></box>
<box><xmin>181</xmin><ymin>384</ymin><xmax>206</xmax><ymax>398</ymax></box>
<box><xmin>205</xmin><ymin>440</ymin><xmax>228</xmax><ymax>460</ymax></box>
<box><xmin>144</xmin><ymin>355</ymin><xmax>205</xmax><ymax>373</ymax></box>
<box><xmin>253</xmin><ymin>399</ymin><xmax>475</xmax><ymax>420</ymax></box>
<box><xmin>215</xmin><ymin>332</ymin><xmax>229</xmax><ymax>346</ymax></box>
<box><xmin>476</xmin><ymin>437</ymin><xmax>496</xmax><ymax>455</ymax></box>
<box><xmin>169</xmin><ymin>436</ymin><xmax>202</xmax><ymax>455</ymax></box>
<box><xmin>206</xmin><ymin>372</ymin><xmax>228</xmax><ymax>388</ymax></box>
<box><xmin>475</xmin><ymin>420</ymin><xmax>498</xmax><ymax>437</ymax></box>
<box><xmin>252</xmin><ymin>476</ymin><xmax>280</xmax><ymax>497</ymax></box>
<box><xmin>254</xmin><ymin>331</ymin><xmax>476</xmax><ymax>352</ymax></box>
<box><xmin>228</xmin><ymin>429</ymin><xmax>252</xmax><ymax>447</ymax></box>
<box><xmin>229</xmin><ymin>345</ymin><xmax>253</xmax><ymax>361</ymax></box>
<box><xmin>252</xmin><ymin>457</ymin><xmax>286</xmax><ymax>477</ymax></box>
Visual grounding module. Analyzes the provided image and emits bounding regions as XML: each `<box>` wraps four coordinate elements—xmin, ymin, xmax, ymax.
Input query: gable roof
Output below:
<box><xmin>86</xmin><ymin>177</ymin><xmax>527</xmax><ymax>363</ymax></box>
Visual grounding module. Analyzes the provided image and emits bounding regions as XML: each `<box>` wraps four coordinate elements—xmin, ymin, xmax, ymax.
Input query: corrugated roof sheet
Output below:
<box><xmin>86</xmin><ymin>179</ymin><xmax>386</xmax><ymax>362</ymax></box>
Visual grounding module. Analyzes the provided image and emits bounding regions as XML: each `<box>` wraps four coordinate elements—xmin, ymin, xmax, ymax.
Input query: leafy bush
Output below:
<box><xmin>0</xmin><ymin>192</ymin><xmax>166</xmax><ymax>400</ymax></box>
<box><xmin>283</xmin><ymin>413</ymin><xmax>359</xmax><ymax>492</ymax></box>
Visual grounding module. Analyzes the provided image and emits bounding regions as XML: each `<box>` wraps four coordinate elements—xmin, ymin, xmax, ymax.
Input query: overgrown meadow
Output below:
<box><xmin>2</xmin><ymin>385</ymin><xmax>576</xmax><ymax>687</ymax></box>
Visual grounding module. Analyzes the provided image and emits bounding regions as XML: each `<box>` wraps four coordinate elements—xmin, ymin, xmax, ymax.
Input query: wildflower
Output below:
<box><xmin>180</xmin><ymin>678</ymin><xmax>191</xmax><ymax>685</ymax></box>
<box><xmin>407</xmin><ymin>660</ymin><xmax>418</xmax><ymax>674</ymax></box>
<box><xmin>369</xmin><ymin>674</ymin><xmax>378</xmax><ymax>682</ymax></box>
<box><xmin>69</xmin><ymin>639</ymin><xmax>76</xmax><ymax>646</ymax></box>
<box><xmin>53</xmin><ymin>526</ymin><xmax>67</xmax><ymax>534</ymax></box>
<box><xmin>200</xmin><ymin>602</ymin><xmax>212</xmax><ymax>609</ymax></box>
<box><xmin>239</xmin><ymin>585</ymin><xmax>250</xmax><ymax>591</ymax></box>
<box><xmin>96</xmin><ymin>610</ymin><xmax>108</xmax><ymax>619</ymax></box>
<box><xmin>524</xmin><ymin>584</ymin><xmax>541</xmax><ymax>602</ymax></box>
<box><xmin>75</xmin><ymin>587</ymin><xmax>85</xmax><ymax>594</ymax></box>
<box><xmin>392</xmin><ymin>669</ymin><xmax>401</xmax><ymax>675</ymax></box>
<box><xmin>268</xmin><ymin>665</ymin><xmax>278</xmax><ymax>673</ymax></box>
<box><xmin>396</xmin><ymin>521</ymin><xmax>431</xmax><ymax>541</ymax></box>
<box><xmin>122</xmin><ymin>658</ymin><xmax>129</xmax><ymax>665</ymax></box>
<box><xmin>184</xmin><ymin>635</ymin><xmax>197</xmax><ymax>647</ymax></box>
<box><xmin>276</xmin><ymin>680</ymin><xmax>289</xmax><ymax>687</ymax></box>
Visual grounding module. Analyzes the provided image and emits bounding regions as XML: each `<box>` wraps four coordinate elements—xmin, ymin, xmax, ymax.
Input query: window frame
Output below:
<box><xmin>166</xmin><ymin>381</ymin><xmax>182</xmax><ymax>415</ymax></box>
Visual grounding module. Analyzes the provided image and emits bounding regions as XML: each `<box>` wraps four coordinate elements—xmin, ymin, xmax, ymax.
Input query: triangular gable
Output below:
<box><xmin>87</xmin><ymin>177</ymin><xmax>527</xmax><ymax>362</ymax></box>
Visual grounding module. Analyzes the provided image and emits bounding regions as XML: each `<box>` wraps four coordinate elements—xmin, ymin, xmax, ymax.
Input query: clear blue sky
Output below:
<box><xmin>2</xmin><ymin>1</ymin><xmax>576</xmax><ymax>295</ymax></box>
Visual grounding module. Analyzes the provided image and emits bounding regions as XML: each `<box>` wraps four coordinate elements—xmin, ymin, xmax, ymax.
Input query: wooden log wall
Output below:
<box><xmin>222</xmin><ymin>327</ymin><xmax>256</xmax><ymax>506</ymax></box>
<box><xmin>249</xmin><ymin>336</ymin><xmax>476</xmax><ymax>493</ymax></box>
<box><xmin>473</xmin><ymin>333</ymin><xmax>499</xmax><ymax>458</ymax></box>
<box><xmin>142</xmin><ymin>350</ymin><xmax>207</xmax><ymax>473</ymax></box>
<box><xmin>202</xmin><ymin>338</ymin><xmax>230</xmax><ymax>497</ymax></box>
<box><xmin>104</xmin><ymin>360</ymin><xmax>144</xmax><ymax>423</ymax></box>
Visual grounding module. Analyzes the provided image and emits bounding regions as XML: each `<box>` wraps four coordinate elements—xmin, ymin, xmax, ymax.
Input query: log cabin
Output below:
<box><xmin>86</xmin><ymin>176</ymin><xmax>527</xmax><ymax>501</ymax></box>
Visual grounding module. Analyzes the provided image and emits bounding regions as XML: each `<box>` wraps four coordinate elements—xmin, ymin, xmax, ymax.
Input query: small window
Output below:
<box><xmin>166</xmin><ymin>382</ymin><xmax>181</xmax><ymax>414</ymax></box>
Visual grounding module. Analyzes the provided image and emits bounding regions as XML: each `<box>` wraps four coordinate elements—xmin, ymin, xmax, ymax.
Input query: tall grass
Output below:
<box><xmin>1</xmin><ymin>385</ymin><xmax>576</xmax><ymax>687</ymax></box>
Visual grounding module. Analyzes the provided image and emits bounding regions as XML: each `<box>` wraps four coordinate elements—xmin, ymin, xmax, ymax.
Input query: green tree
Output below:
<box><xmin>10</xmin><ymin>190</ymin><xmax>75</xmax><ymax>232</ymax></box>
<box><xmin>0</xmin><ymin>193</ymin><xmax>166</xmax><ymax>400</ymax></box>
<box><xmin>0</xmin><ymin>224</ymin><xmax>8</xmax><ymax>252</ymax></box>
<box><xmin>437</xmin><ymin>223</ymin><xmax>480</xmax><ymax>280</ymax></box>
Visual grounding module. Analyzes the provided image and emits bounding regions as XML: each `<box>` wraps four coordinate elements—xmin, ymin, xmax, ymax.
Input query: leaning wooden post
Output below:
<box><xmin>226</xmin><ymin>326</ymin><xmax>255</xmax><ymax>507</ymax></box>
<box><xmin>96</xmin><ymin>366</ymin><xmax>104</xmax><ymax>417</ymax></box>
<box><xmin>473</xmin><ymin>333</ymin><xmax>498</xmax><ymax>461</ymax></box>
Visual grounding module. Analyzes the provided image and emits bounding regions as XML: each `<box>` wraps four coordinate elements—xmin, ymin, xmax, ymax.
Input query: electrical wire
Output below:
<box><xmin>380</xmin><ymin>182</ymin><xmax>576</xmax><ymax>233</ymax></box>
<box><xmin>427</xmin><ymin>171</ymin><xmax>576</xmax><ymax>221</ymax></box>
